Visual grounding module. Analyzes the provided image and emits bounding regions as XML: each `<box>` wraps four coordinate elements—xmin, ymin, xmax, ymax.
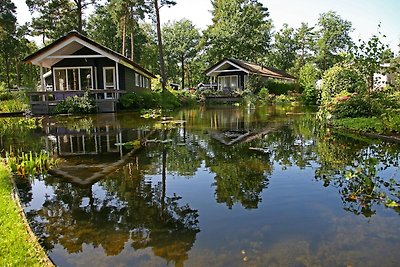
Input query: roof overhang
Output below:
<box><xmin>206</xmin><ymin>59</ymin><xmax>249</xmax><ymax>76</ymax></box>
<box><xmin>26</xmin><ymin>36</ymin><xmax>118</xmax><ymax>68</ymax></box>
<box><xmin>24</xmin><ymin>31</ymin><xmax>156</xmax><ymax>79</ymax></box>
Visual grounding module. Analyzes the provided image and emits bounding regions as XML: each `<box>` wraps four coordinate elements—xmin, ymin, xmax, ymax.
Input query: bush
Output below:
<box><xmin>54</xmin><ymin>92</ymin><xmax>95</xmax><ymax>114</ymax></box>
<box><xmin>381</xmin><ymin>109</ymin><xmax>400</xmax><ymax>133</ymax></box>
<box><xmin>119</xmin><ymin>92</ymin><xmax>161</xmax><ymax>109</ymax></box>
<box><xmin>257</xmin><ymin>87</ymin><xmax>270</xmax><ymax>102</ymax></box>
<box><xmin>118</xmin><ymin>90</ymin><xmax>192</xmax><ymax>110</ymax></box>
<box><xmin>331</xmin><ymin>94</ymin><xmax>376</xmax><ymax>118</ymax></box>
<box><xmin>321</xmin><ymin>65</ymin><xmax>367</xmax><ymax>103</ymax></box>
<box><xmin>0</xmin><ymin>100</ymin><xmax>29</xmax><ymax>113</ymax></box>
<box><xmin>266</xmin><ymin>80</ymin><xmax>298</xmax><ymax>95</ymax></box>
<box><xmin>299</xmin><ymin>63</ymin><xmax>319</xmax><ymax>105</ymax></box>
<box><xmin>245</xmin><ymin>75</ymin><xmax>297</xmax><ymax>95</ymax></box>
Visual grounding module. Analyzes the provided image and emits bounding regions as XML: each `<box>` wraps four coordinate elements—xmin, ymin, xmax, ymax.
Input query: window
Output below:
<box><xmin>103</xmin><ymin>67</ymin><xmax>115</xmax><ymax>89</ymax></box>
<box><xmin>135</xmin><ymin>73</ymin><xmax>140</xmax><ymax>86</ymax></box>
<box><xmin>67</xmin><ymin>69</ymin><xmax>79</xmax><ymax>90</ymax></box>
<box><xmin>54</xmin><ymin>67</ymin><xmax>93</xmax><ymax>91</ymax></box>
<box><xmin>54</xmin><ymin>69</ymin><xmax>67</xmax><ymax>91</ymax></box>
<box><xmin>218</xmin><ymin>75</ymin><xmax>238</xmax><ymax>91</ymax></box>
<box><xmin>80</xmin><ymin>68</ymin><xmax>92</xmax><ymax>90</ymax></box>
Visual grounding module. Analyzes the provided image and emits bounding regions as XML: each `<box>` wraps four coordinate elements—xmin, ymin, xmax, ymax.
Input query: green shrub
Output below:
<box><xmin>321</xmin><ymin>65</ymin><xmax>367</xmax><ymax>103</ymax></box>
<box><xmin>331</xmin><ymin>94</ymin><xmax>377</xmax><ymax>118</ymax></box>
<box><xmin>381</xmin><ymin>109</ymin><xmax>400</xmax><ymax>133</ymax></box>
<box><xmin>299</xmin><ymin>63</ymin><xmax>319</xmax><ymax>105</ymax></box>
<box><xmin>0</xmin><ymin>100</ymin><xmax>29</xmax><ymax>113</ymax></box>
<box><xmin>333</xmin><ymin>117</ymin><xmax>385</xmax><ymax>133</ymax></box>
<box><xmin>274</xmin><ymin>94</ymin><xmax>297</xmax><ymax>105</ymax></box>
<box><xmin>257</xmin><ymin>87</ymin><xmax>270</xmax><ymax>102</ymax></box>
<box><xmin>54</xmin><ymin>92</ymin><xmax>95</xmax><ymax>114</ymax></box>
<box><xmin>266</xmin><ymin>80</ymin><xmax>298</xmax><ymax>95</ymax></box>
<box><xmin>119</xmin><ymin>90</ymin><xmax>188</xmax><ymax>110</ymax></box>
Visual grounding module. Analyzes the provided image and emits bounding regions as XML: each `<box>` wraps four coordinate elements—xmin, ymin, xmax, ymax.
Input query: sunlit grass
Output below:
<box><xmin>0</xmin><ymin>163</ymin><xmax>51</xmax><ymax>266</ymax></box>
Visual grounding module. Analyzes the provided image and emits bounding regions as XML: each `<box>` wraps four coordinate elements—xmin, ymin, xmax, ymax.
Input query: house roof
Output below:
<box><xmin>205</xmin><ymin>58</ymin><xmax>296</xmax><ymax>81</ymax></box>
<box><xmin>23</xmin><ymin>31</ymin><xmax>156</xmax><ymax>79</ymax></box>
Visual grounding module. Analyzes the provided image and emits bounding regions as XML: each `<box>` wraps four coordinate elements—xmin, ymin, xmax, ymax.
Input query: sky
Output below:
<box><xmin>13</xmin><ymin>0</ymin><xmax>400</xmax><ymax>52</ymax></box>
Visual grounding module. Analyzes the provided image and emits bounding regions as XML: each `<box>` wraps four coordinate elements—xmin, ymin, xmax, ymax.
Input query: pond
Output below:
<box><xmin>2</xmin><ymin>105</ymin><xmax>400</xmax><ymax>267</ymax></box>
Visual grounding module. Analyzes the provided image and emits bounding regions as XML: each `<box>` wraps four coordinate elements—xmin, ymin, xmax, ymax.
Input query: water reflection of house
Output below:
<box><xmin>43</xmin><ymin>114</ymin><xmax>155</xmax><ymax>185</ymax></box>
<box><xmin>23</xmin><ymin>31</ymin><xmax>156</xmax><ymax>114</ymax></box>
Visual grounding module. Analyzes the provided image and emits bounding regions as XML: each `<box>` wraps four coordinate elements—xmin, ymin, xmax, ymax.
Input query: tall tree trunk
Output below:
<box><xmin>5</xmin><ymin>56</ymin><xmax>10</xmax><ymax>89</ymax></box>
<box><xmin>121</xmin><ymin>16</ymin><xmax>126</xmax><ymax>56</ymax></box>
<box><xmin>161</xmin><ymin>129</ymin><xmax>167</xmax><ymax>215</ymax></box>
<box><xmin>77</xmin><ymin>1</ymin><xmax>82</xmax><ymax>32</ymax></box>
<box><xmin>181</xmin><ymin>56</ymin><xmax>185</xmax><ymax>90</ymax></box>
<box><xmin>154</xmin><ymin>0</ymin><xmax>167</xmax><ymax>92</ymax></box>
<box><xmin>130</xmin><ymin>31</ymin><xmax>134</xmax><ymax>61</ymax></box>
<box><xmin>16</xmin><ymin>59</ymin><xmax>20</xmax><ymax>87</ymax></box>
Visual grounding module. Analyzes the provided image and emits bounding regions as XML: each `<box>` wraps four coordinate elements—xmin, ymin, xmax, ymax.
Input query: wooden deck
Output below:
<box><xmin>28</xmin><ymin>89</ymin><xmax>124</xmax><ymax>115</ymax></box>
<box><xmin>205</xmin><ymin>95</ymin><xmax>243</xmax><ymax>103</ymax></box>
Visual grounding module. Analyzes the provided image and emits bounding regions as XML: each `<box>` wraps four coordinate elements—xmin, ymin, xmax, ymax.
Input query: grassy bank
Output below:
<box><xmin>0</xmin><ymin>163</ymin><xmax>51</xmax><ymax>267</ymax></box>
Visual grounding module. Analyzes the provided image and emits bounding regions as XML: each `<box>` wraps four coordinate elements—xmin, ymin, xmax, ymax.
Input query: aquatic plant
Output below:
<box><xmin>5</xmin><ymin>149</ymin><xmax>58</xmax><ymax>178</ymax></box>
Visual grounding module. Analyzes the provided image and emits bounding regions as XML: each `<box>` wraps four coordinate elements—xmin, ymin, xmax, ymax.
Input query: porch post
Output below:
<box><xmin>115</xmin><ymin>62</ymin><xmax>120</xmax><ymax>102</ymax></box>
<box><xmin>115</xmin><ymin>62</ymin><xmax>120</xmax><ymax>90</ymax></box>
<box><xmin>40</xmin><ymin>64</ymin><xmax>45</xmax><ymax>91</ymax></box>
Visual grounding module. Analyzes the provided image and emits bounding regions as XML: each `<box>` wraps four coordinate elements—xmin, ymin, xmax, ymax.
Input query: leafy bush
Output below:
<box><xmin>331</xmin><ymin>94</ymin><xmax>377</xmax><ymax>118</ymax></box>
<box><xmin>0</xmin><ymin>100</ymin><xmax>29</xmax><ymax>113</ymax></box>
<box><xmin>299</xmin><ymin>63</ymin><xmax>319</xmax><ymax>105</ymax></box>
<box><xmin>54</xmin><ymin>92</ymin><xmax>95</xmax><ymax>114</ymax></box>
<box><xmin>0</xmin><ymin>92</ymin><xmax>14</xmax><ymax>101</ymax></box>
<box><xmin>257</xmin><ymin>87</ymin><xmax>270</xmax><ymax>102</ymax></box>
<box><xmin>381</xmin><ymin>109</ymin><xmax>400</xmax><ymax>133</ymax></box>
<box><xmin>245</xmin><ymin>75</ymin><xmax>297</xmax><ymax>95</ymax></box>
<box><xmin>119</xmin><ymin>90</ymin><xmax>191</xmax><ymax>110</ymax></box>
<box><xmin>265</xmin><ymin>80</ymin><xmax>298</xmax><ymax>95</ymax></box>
<box><xmin>274</xmin><ymin>94</ymin><xmax>297</xmax><ymax>105</ymax></box>
<box><xmin>321</xmin><ymin>65</ymin><xmax>367</xmax><ymax>103</ymax></box>
<box><xmin>333</xmin><ymin>117</ymin><xmax>385</xmax><ymax>133</ymax></box>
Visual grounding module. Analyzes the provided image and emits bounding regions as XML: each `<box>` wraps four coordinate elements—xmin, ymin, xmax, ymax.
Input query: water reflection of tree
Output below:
<box><xmin>204</xmin><ymin>139</ymin><xmax>272</xmax><ymax>209</ymax></box>
<box><xmin>315</xmin><ymin>133</ymin><xmax>400</xmax><ymax>217</ymax></box>
<box><xmin>251</xmin><ymin>114</ymin><xmax>400</xmax><ymax>217</ymax></box>
<box><xmin>0</xmin><ymin>117</ymin><xmax>44</xmax><ymax>153</ymax></box>
<box><xmin>25</xmin><ymin>161</ymin><xmax>199</xmax><ymax>266</ymax></box>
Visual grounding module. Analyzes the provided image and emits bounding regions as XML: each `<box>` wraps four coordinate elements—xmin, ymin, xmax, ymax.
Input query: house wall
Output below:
<box><xmin>124</xmin><ymin>67</ymin><xmax>150</xmax><ymax>92</ymax></box>
<box><xmin>52</xmin><ymin>47</ymin><xmax>152</xmax><ymax>92</ymax></box>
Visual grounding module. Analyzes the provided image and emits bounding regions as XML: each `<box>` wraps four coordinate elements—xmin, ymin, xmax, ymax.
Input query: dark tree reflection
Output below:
<box><xmin>26</xmin><ymin>160</ymin><xmax>200</xmax><ymax>266</ymax></box>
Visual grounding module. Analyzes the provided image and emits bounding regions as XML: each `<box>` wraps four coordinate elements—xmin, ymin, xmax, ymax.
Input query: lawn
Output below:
<box><xmin>0</xmin><ymin>163</ymin><xmax>52</xmax><ymax>267</ymax></box>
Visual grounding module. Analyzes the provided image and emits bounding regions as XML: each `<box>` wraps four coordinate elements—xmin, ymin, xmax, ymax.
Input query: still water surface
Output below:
<box><xmin>4</xmin><ymin>105</ymin><xmax>400</xmax><ymax>266</ymax></box>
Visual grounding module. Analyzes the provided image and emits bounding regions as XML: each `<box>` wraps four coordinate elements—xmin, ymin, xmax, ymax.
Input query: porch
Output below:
<box><xmin>29</xmin><ymin>89</ymin><xmax>124</xmax><ymax>114</ymax></box>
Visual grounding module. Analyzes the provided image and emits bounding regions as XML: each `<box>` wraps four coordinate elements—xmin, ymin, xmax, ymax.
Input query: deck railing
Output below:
<box><xmin>28</xmin><ymin>89</ymin><xmax>125</xmax><ymax>114</ymax></box>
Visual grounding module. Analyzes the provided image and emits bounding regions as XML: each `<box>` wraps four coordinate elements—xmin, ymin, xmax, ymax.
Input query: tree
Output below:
<box><xmin>0</xmin><ymin>0</ymin><xmax>17</xmax><ymax>88</ymax></box>
<box><xmin>163</xmin><ymin>19</ymin><xmax>200</xmax><ymax>89</ymax></box>
<box><xmin>270</xmin><ymin>23</ymin><xmax>297</xmax><ymax>72</ymax></box>
<box><xmin>86</xmin><ymin>3</ymin><xmax>121</xmax><ymax>52</ymax></box>
<box><xmin>353</xmin><ymin>29</ymin><xmax>394</xmax><ymax>92</ymax></box>
<box><xmin>203</xmin><ymin>0</ymin><xmax>272</xmax><ymax>63</ymax></box>
<box><xmin>71</xmin><ymin>0</ymin><xmax>95</xmax><ymax>33</ymax></box>
<box><xmin>151</xmin><ymin>0</ymin><xmax>176</xmax><ymax>92</ymax></box>
<box><xmin>109</xmin><ymin>0</ymin><xmax>149</xmax><ymax>60</ymax></box>
<box><xmin>26</xmin><ymin>0</ymin><xmax>77</xmax><ymax>43</ymax></box>
<box><xmin>316</xmin><ymin>11</ymin><xmax>353</xmax><ymax>72</ymax></box>
<box><xmin>293</xmin><ymin>22</ymin><xmax>316</xmax><ymax>75</ymax></box>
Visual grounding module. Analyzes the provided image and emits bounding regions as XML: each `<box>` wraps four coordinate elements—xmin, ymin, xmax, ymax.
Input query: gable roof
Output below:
<box><xmin>23</xmin><ymin>31</ymin><xmax>156</xmax><ymax>79</ymax></box>
<box><xmin>206</xmin><ymin>58</ymin><xmax>296</xmax><ymax>81</ymax></box>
